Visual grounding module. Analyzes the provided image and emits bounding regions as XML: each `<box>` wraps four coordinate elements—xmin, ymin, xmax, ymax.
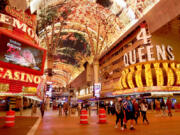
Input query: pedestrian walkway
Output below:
<box><xmin>35</xmin><ymin>110</ymin><xmax>180</xmax><ymax>135</ymax></box>
<box><xmin>0</xmin><ymin>108</ymin><xmax>41</xmax><ymax>135</ymax></box>
<box><xmin>0</xmin><ymin>116</ymin><xmax>38</xmax><ymax>135</ymax></box>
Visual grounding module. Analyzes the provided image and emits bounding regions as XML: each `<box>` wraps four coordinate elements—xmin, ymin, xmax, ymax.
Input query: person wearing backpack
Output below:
<box><xmin>115</xmin><ymin>98</ymin><xmax>125</xmax><ymax>130</ymax></box>
<box><xmin>123</xmin><ymin>96</ymin><xmax>135</xmax><ymax>130</ymax></box>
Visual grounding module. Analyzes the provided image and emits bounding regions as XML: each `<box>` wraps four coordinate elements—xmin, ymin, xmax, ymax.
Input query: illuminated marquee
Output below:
<box><xmin>0</xmin><ymin>67</ymin><xmax>41</xmax><ymax>84</ymax></box>
<box><xmin>23</xmin><ymin>86</ymin><xmax>37</xmax><ymax>93</ymax></box>
<box><xmin>123</xmin><ymin>23</ymin><xmax>175</xmax><ymax>67</ymax></box>
<box><xmin>0</xmin><ymin>83</ymin><xmax>9</xmax><ymax>92</ymax></box>
<box><xmin>0</xmin><ymin>13</ymin><xmax>39</xmax><ymax>44</ymax></box>
<box><xmin>118</xmin><ymin>61</ymin><xmax>180</xmax><ymax>91</ymax></box>
<box><xmin>113</xmin><ymin>86</ymin><xmax>180</xmax><ymax>95</ymax></box>
<box><xmin>5</xmin><ymin>6</ymin><xmax>36</xmax><ymax>29</ymax></box>
<box><xmin>124</xmin><ymin>45</ymin><xmax>175</xmax><ymax>67</ymax></box>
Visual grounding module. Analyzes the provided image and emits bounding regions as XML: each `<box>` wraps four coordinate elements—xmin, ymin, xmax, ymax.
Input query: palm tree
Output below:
<box><xmin>38</xmin><ymin>0</ymin><xmax>76</xmax><ymax>76</ymax></box>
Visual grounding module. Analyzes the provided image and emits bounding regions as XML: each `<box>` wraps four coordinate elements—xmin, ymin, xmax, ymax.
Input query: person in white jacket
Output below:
<box><xmin>140</xmin><ymin>99</ymin><xmax>149</xmax><ymax>124</ymax></box>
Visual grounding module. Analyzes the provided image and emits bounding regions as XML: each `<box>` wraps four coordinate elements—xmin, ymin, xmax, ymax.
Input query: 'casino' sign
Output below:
<box><xmin>0</xmin><ymin>67</ymin><xmax>41</xmax><ymax>84</ymax></box>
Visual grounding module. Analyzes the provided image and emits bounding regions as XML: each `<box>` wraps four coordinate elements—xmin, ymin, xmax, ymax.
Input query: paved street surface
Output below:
<box><xmin>0</xmin><ymin>117</ymin><xmax>38</xmax><ymax>135</ymax></box>
<box><xmin>35</xmin><ymin>110</ymin><xmax>180</xmax><ymax>135</ymax></box>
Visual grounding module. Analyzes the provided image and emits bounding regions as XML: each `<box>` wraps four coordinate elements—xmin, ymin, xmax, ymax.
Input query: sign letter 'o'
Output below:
<box><xmin>34</xmin><ymin>76</ymin><xmax>41</xmax><ymax>84</ymax></box>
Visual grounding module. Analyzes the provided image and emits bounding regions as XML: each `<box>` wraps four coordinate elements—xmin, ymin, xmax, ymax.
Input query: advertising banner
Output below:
<box><xmin>0</xmin><ymin>29</ymin><xmax>46</xmax><ymax>75</ymax></box>
<box><xmin>94</xmin><ymin>83</ymin><xmax>101</xmax><ymax>98</ymax></box>
<box><xmin>0</xmin><ymin>29</ymin><xmax>46</xmax><ymax>95</ymax></box>
<box><xmin>0</xmin><ymin>34</ymin><xmax>43</xmax><ymax>71</ymax></box>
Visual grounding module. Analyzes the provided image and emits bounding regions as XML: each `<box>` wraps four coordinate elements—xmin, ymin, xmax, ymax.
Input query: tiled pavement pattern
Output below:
<box><xmin>35</xmin><ymin>110</ymin><xmax>180</xmax><ymax>135</ymax></box>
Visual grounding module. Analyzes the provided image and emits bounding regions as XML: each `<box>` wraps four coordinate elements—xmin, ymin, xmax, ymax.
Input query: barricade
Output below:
<box><xmin>80</xmin><ymin>109</ymin><xmax>88</xmax><ymax>124</ymax></box>
<box><xmin>5</xmin><ymin>110</ymin><xmax>15</xmax><ymax>127</ymax></box>
<box><xmin>99</xmin><ymin>108</ymin><xmax>106</xmax><ymax>124</ymax></box>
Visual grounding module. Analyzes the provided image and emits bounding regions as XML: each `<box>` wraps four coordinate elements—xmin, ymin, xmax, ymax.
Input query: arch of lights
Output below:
<box><xmin>113</xmin><ymin>61</ymin><xmax>180</xmax><ymax>95</ymax></box>
<box><xmin>39</xmin><ymin>0</ymin><xmax>160</xmax><ymax>86</ymax></box>
<box><xmin>39</xmin><ymin>22</ymin><xmax>106</xmax><ymax>50</ymax></box>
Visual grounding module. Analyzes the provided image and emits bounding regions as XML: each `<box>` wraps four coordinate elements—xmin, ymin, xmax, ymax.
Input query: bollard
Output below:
<box><xmin>99</xmin><ymin>108</ymin><xmax>106</xmax><ymax>124</ymax></box>
<box><xmin>5</xmin><ymin>110</ymin><xmax>15</xmax><ymax>127</ymax></box>
<box><xmin>80</xmin><ymin>109</ymin><xmax>88</xmax><ymax>124</ymax></box>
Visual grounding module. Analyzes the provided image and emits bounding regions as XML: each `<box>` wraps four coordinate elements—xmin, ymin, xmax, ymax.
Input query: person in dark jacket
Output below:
<box><xmin>123</xmin><ymin>96</ymin><xmax>135</xmax><ymax>130</ymax></box>
<box><xmin>40</xmin><ymin>102</ymin><xmax>45</xmax><ymax>118</ymax></box>
<box><xmin>63</xmin><ymin>102</ymin><xmax>69</xmax><ymax>116</ymax></box>
<box><xmin>115</xmin><ymin>98</ymin><xmax>125</xmax><ymax>130</ymax></box>
<box><xmin>161</xmin><ymin>99</ymin><xmax>166</xmax><ymax>116</ymax></box>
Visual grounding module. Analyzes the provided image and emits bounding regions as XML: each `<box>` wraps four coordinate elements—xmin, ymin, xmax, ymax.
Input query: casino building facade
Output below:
<box><xmin>0</xmin><ymin>4</ymin><xmax>46</xmax><ymax>111</ymax></box>
<box><xmin>70</xmin><ymin>0</ymin><xmax>180</xmax><ymax>102</ymax></box>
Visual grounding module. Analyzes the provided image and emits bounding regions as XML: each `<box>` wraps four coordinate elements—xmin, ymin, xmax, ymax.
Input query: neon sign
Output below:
<box><xmin>0</xmin><ymin>67</ymin><xmax>41</xmax><ymax>84</ymax></box>
<box><xmin>123</xmin><ymin>45</ymin><xmax>175</xmax><ymax>67</ymax></box>
<box><xmin>0</xmin><ymin>13</ymin><xmax>39</xmax><ymax>44</ymax></box>
<box><xmin>0</xmin><ymin>83</ymin><xmax>9</xmax><ymax>92</ymax></box>
<box><xmin>23</xmin><ymin>86</ymin><xmax>37</xmax><ymax>93</ymax></box>
<box><xmin>123</xmin><ymin>24</ymin><xmax>175</xmax><ymax>67</ymax></box>
<box><xmin>5</xmin><ymin>6</ymin><xmax>36</xmax><ymax>29</ymax></box>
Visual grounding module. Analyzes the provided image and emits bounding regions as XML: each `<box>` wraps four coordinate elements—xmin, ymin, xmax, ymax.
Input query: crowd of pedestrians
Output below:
<box><xmin>114</xmin><ymin>96</ymin><xmax>173</xmax><ymax>130</ymax></box>
<box><xmin>32</xmin><ymin>96</ymin><xmax>173</xmax><ymax>127</ymax></box>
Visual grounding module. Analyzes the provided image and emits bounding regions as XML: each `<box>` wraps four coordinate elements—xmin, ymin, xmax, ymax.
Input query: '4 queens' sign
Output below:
<box><xmin>123</xmin><ymin>23</ymin><xmax>175</xmax><ymax>67</ymax></box>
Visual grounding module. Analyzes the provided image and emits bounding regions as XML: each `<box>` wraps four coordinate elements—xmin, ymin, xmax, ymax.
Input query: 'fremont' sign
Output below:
<box><xmin>0</xmin><ymin>13</ymin><xmax>39</xmax><ymax>44</ymax></box>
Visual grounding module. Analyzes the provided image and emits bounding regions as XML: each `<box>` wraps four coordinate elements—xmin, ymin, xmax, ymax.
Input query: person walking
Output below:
<box><xmin>115</xmin><ymin>98</ymin><xmax>125</xmax><ymax>130</ymax></box>
<box><xmin>155</xmin><ymin>99</ymin><xmax>161</xmax><ymax>114</ymax></box>
<box><xmin>151</xmin><ymin>100</ymin><xmax>154</xmax><ymax>111</ymax></box>
<box><xmin>58</xmin><ymin>103</ymin><xmax>63</xmax><ymax>116</ymax></box>
<box><xmin>108</xmin><ymin>103</ymin><xmax>111</xmax><ymax>115</ymax></box>
<box><xmin>123</xmin><ymin>96</ymin><xmax>135</xmax><ymax>130</ymax></box>
<box><xmin>40</xmin><ymin>102</ymin><xmax>45</xmax><ymax>118</ymax></box>
<box><xmin>77</xmin><ymin>103</ymin><xmax>82</xmax><ymax>116</ymax></box>
<box><xmin>63</xmin><ymin>102</ymin><xmax>69</xmax><ymax>116</ymax></box>
<box><xmin>132</xmin><ymin>99</ymin><xmax>139</xmax><ymax>124</ymax></box>
<box><xmin>31</xmin><ymin>103</ymin><xmax>37</xmax><ymax>116</ymax></box>
<box><xmin>161</xmin><ymin>99</ymin><xmax>166</xmax><ymax>116</ymax></box>
<box><xmin>166</xmin><ymin>97</ymin><xmax>172</xmax><ymax>117</ymax></box>
<box><xmin>140</xmin><ymin>100</ymin><xmax>149</xmax><ymax>124</ymax></box>
<box><xmin>111</xmin><ymin>103</ymin><xmax>116</xmax><ymax>115</ymax></box>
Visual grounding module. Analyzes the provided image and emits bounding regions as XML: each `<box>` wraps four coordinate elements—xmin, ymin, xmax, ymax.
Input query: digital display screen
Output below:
<box><xmin>0</xmin><ymin>34</ymin><xmax>44</xmax><ymax>71</ymax></box>
<box><xmin>94</xmin><ymin>83</ymin><xmax>101</xmax><ymax>98</ymax></box>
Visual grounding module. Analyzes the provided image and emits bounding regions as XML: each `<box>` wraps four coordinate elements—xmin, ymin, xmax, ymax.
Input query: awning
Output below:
<box><xmin>24</xmin><ymin>96</ymin><xmax>42</xmax><ymax>102</ymax></box>
<box><xmin>0</xmin><ymin>93</ymin><xmax>42</xmax><ymax>101</ymax></box>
